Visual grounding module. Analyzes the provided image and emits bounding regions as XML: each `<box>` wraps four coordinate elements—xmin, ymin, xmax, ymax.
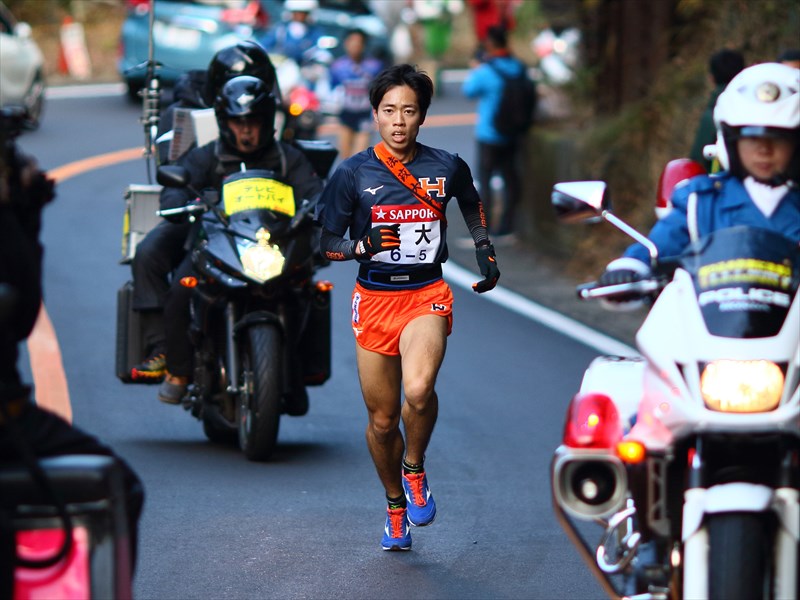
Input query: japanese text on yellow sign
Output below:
<box><xmin>223</xmin><ymin>178</ymin><xmax>295</xmax><ymax>217</ymax></box>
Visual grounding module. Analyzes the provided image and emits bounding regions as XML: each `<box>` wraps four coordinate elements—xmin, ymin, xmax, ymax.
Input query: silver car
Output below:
<box><xmin>0</xmin><ymin>1</ymin><xmax>45</xmax><ymax>129</ymax></box>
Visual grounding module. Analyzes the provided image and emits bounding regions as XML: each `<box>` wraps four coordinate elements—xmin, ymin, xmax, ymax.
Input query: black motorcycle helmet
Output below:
<box><xmin>214</xmin><ymin>75</ymin><xmax>277</xmax><ymax>153</ymax></box>
<box><xmin>205</xmin><ymin>41</ymin><xmax>278</xmax><ymax>106</ymax></box>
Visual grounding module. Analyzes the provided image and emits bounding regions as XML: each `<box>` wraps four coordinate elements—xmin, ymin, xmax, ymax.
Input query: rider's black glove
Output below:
<box><xmin>473</xmin><ymin>243</ymin><xmax>500</xmax><ymax>293</ymax></box>
<box><xmin>598</xmin><ymin>268</ymin><xmax>643</xmax><ymax>302</ymax></box>
<box><xmin>359</xmin><ymin>224</ymin><xmax>401</xmax><ymax>256</ymax></box>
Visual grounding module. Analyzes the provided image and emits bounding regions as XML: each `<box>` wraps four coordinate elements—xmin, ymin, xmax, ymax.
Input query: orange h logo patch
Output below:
<box><xmin>418</xmin><ymin>177</ymin><xmax>447</xmax><ymax>198</ymax></box>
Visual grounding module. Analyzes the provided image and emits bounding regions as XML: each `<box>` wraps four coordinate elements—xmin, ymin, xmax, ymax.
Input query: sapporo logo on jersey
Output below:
<box><xmin>371</xmin><ymin>204</ymin><xmax>441</xmax><ymax>264</ymax></box>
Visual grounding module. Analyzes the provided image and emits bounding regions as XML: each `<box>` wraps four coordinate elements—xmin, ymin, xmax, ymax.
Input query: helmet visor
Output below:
<box><xmin>738</xmin><ymin>126</ymin><xmax>796</xmax><ymax>140</ymax></box>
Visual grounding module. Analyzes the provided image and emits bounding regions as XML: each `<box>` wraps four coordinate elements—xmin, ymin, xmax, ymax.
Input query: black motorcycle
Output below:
<box><xmin>116</xmin><ymin>141</ymin><xmax>337</xmax><ymax>461</ymax></box>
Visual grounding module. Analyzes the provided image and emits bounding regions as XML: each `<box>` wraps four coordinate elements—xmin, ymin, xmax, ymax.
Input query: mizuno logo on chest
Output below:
<box><xmin>363</xmin><ymin>185</ymin><xmax>384</xmax><ymax>195</ymax></box>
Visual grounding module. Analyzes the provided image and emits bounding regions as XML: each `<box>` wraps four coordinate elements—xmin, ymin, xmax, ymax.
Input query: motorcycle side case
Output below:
<box><xmin>293</xmin><ymin>139</ymin><xmax>338</xmax><ymax>180</ymax></box>
<box><xmin>115</xmin><ymin>281</ymin><xmax>145</xmax><ymax>383</ymax></box>
<box><xmin>120</xmin><ymin>184</ymin><xmax>162</xmax><ymax>264</ymax></box>
<box><xmin>0</xmin><ymin>455</ymin><xmax>132</xmax><ymax>600</ymax></box>
<box><xmin>299</xmin><ymin>284</ymin><xmax>332</xmax><ymax>386</ymax></box>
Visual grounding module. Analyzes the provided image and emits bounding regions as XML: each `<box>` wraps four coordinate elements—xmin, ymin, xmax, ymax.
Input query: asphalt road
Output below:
<box><xmin>14</xmin><ymin>85</ymin><xmax>610</xmax><ymax>599</ymax></box>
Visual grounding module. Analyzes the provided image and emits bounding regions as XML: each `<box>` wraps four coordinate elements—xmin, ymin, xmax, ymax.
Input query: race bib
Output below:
<box><xmin>223</xmin><ymin>178</ymin><xmax>295</xmax><ymax>217</ymax></box>
<box><xmin>370</xmin><ymin>204</ymin><xmax>441</xmax><ymax>264</ymax></box>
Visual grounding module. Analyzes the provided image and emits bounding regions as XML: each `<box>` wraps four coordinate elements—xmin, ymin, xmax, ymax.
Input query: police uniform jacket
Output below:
<box><xmin>624</xmin><ymin>172</ymin><xmax>800</xmax><ymax>265</ymax></box>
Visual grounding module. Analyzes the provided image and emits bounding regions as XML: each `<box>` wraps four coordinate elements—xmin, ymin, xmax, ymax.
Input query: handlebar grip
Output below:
<box><xmin>577</xmin><ymin>279</ymin><xmax>662</xmax><ymax>300</ymax></box>
<box><xmin>157</xmin><ymin>204</ymin><xmax>206</xmax><ymax>217</ymax></box>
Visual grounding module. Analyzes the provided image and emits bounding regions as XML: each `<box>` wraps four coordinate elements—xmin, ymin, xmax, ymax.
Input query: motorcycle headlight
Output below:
<box><xmin>239</xmin><ymin>228</ymin><xmax>285</xmax><ymax>283</ymax></box>
<box><xmin>700</xmin><ymin>360</ymin><xmax>784</xmax><ymax>413</ymax></box>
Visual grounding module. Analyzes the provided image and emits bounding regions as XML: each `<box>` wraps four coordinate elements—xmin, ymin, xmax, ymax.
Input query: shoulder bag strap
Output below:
<box><xmin>373</xmin><ymin>142</ymin><xmax>447</xmax><ymax>224</ymax></box>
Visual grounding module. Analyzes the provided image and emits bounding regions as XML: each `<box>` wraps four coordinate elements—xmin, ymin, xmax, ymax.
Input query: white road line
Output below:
<box><xmin>46</xmin><ymin>83</ymin><xmax>126</xmax><ymax>98</ymax></box>
<box><xmin>443</xmin><ymin>262</ymin><xmax>638</xmax><ymax>357</ymax></box>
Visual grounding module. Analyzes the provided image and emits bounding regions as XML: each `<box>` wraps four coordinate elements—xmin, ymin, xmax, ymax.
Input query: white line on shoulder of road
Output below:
<box><xmin>442</xmin><ymin>262</ymin><xmax>638</xmax><ymax>357</ymax></box>
<box><xmin>46</xmin><ymin>83</ymin><xmax>125</xmax><ymax>98</ymax></box>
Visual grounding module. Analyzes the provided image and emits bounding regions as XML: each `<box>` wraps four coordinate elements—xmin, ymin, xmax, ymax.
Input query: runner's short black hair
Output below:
<box><xmin>345</xmin><ymin>27</ymin><xmax>368</xmax><ymax>41</ymax></box>
<box><xmin>369</xmin><ymin>64</ymin><xmax>433</xmax><ymax>120</ymax></box>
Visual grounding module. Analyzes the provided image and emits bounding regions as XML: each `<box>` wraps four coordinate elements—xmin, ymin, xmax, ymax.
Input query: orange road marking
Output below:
<box><xmin>49</xmin><ymin>147</ymin><xmax>145</xmax><ymax>183</ymax></box>
<box><xmin>26</xmin><ymin>110</ymin><xmax>476</xmax><ymax>421</ymax></box>
<box><xmin>27</xmin><ymin>304</ymin><xmax>72</xmax><ymax>422</ymax></box>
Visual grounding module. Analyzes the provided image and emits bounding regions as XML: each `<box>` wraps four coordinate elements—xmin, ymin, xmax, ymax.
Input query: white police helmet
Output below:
<box><xmin>713</xmin><ymin>62</ymin><xmax>800</xmax><ymax>179</ymax></box>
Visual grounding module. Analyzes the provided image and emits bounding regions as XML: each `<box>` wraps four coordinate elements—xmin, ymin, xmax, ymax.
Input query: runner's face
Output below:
<box><xmin>373</xmin><ymin>85</ymin><xmax>423</xmax><ymax>161</ymax></box>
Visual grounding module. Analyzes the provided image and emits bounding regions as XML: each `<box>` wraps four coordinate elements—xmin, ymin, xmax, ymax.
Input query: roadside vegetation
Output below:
<box><xmin>524</xmin><ymin>0</ymin><xmax>800</xmax><ymax>279</ymax></box>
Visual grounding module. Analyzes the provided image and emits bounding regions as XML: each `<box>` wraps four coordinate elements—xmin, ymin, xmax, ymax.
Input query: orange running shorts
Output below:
<box><xmin>351</xmin><ymin>279</ymin><xmax>454</xmax><ymax>356</ymax></box>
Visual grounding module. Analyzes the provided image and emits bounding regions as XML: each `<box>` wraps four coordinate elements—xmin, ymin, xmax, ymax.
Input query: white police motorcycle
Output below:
<box><xmin>549</xmin><ymin>180</ymin><xmax>799</xmax><ymax>600</ymax></box>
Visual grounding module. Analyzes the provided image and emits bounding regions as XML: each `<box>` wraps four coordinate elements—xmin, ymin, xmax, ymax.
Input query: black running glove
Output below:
<box><xmin>359</xmin><ymin>224</ymin><xmax>401</xmax><ymax>256</ymax></box>
<box><xmin>473</xmin><ymin>243</ymin><xmax>500</xmax><ymax>293</ymax></box>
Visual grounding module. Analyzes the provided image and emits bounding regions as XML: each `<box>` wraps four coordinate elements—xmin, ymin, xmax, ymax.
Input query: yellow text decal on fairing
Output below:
<box><xmin>698</xmin><ymin>259</ymin><xmax>793</xmax><ymax>290</ymax></box>
<box><xmin>223</xmin><ymin>178</ymin><xmax>295</xmax><ymax>217</ymax></box>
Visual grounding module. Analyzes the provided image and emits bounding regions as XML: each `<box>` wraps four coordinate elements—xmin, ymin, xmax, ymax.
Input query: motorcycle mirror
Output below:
<box><xmin>157</xmin><ymin>165</ymin><xmax>190</xmax><ymax>188</ymax></box>
<box><xmin>552</xmin><ymin>180</ymin><xmax>659</xmax><ymax>267</ymax></box>
<box><xmin>551</xmin><ymin>181</ymin><xmax>609</xmax><ymax>223</ymax></box>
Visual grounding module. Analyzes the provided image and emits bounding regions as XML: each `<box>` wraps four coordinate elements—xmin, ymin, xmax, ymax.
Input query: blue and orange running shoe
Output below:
<box><xmin>402</xmin><ymin>471</ymin><xmax>436</xmax><ymax>527</ymax></box>
<box><xmin>381</xmin><ymin>506</ymin><xmax>412</xmax><ymax>551</ymax></box>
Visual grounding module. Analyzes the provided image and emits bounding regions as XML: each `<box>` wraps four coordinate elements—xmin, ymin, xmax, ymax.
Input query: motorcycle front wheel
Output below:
<box><xmin>237</xmin><ymin>324</ymin><xmax>282</xmax><ymax>461</ymax></box>
<box><xmin>707</xmin><ymin>512</ymin><xmax>772</xmax><ymax>600</ymax></box>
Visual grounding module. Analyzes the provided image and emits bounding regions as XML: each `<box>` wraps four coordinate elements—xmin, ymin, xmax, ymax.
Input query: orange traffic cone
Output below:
<box><xmin>57</xmin><ymin>16</ymin><xmax>72</xmax><ymax>75</ymax></box>
<box><xmin>59</xmin><ymin>15</ymin><xmax>92</xmax><ymax>80</ymax></box>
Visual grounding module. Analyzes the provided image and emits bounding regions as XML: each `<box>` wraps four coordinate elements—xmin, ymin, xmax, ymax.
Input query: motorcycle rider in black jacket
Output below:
<box><xmin>157</xmin><ymin>75</ymin><xmax>324</xmax><ymax>407</ymax></box>
<box><xmin>131</xmin><ymin>42</ymin><xmax>280</xmax><ymax>384</ymax></box>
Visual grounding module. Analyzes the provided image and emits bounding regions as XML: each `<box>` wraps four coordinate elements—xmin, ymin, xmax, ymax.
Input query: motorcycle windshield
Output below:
<box><xmin>683</xmin><ymin>226</ymin><xmax>800</xmax><ymax>338</ymax></box>
<box><xmin>221</xmin><ymin>170</ymin><xmax>296</xmax><ymax>218</ymax></box>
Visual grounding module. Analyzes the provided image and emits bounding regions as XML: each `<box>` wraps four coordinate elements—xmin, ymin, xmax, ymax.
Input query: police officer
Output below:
<box><xmin>601</xmin><ymin>62</ymin><xmax>800</xmax><ymax>299</ymax></box>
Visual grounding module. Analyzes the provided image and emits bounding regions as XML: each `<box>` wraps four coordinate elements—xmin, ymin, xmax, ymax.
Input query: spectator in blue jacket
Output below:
<box><xmin>602</xmin><ymin>62</ymin><xmax>800</xmax><ymax>298</ymax></box>
<box><xmin>461</xmin><ymin>25</ymin><xmax>527</xmax><ymax>244</ymax></box>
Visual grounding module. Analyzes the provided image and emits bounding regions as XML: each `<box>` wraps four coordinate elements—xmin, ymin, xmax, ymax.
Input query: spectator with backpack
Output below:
<box><xmin>462</xmin><ymin>25</ymin><xmax>535</xmax><ymax>244</ymax></box>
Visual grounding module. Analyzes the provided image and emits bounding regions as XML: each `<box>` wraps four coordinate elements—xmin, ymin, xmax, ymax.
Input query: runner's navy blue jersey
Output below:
<box><xmin>317</xmin><ymin>143</ymin><xmax>481</xmax><ymax>275</ymax></box>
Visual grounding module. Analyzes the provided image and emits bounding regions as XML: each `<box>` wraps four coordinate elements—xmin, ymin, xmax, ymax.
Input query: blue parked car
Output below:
<box><xmin>118</xmin><ymin>0</ymin><xmax>271</xmax><ymax>100</ymax></box>
<box><xmin>118</xmin><ymin>0</ymin><xmax>390</xmax><ymax>101</ymax></box>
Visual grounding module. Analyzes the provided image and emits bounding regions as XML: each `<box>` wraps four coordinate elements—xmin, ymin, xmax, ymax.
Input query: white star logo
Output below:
<box><xmin>375</xmin><ymin>208</ymin><xmax>386</xmax><ymax>219</ymax></box>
